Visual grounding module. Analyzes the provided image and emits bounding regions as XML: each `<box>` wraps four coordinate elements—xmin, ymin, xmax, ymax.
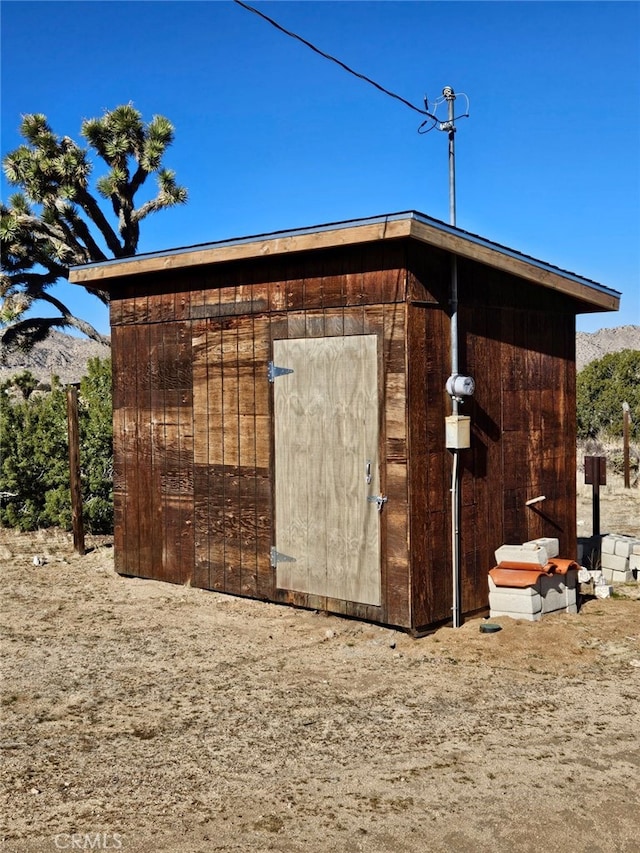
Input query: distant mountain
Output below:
<box><xmin>0</xmin><ymin>331</ymin><xmax>111</xmax><ymax>387</ymax></box>
<box><xmin>1</xmin><ymin>326</ymin><xmax>638</xmax><ymax>387</ymax></box>
<box><xmin>576</xmin><ymin>325</ymin><xmax>640</xmax><ymax>372</ymax></box>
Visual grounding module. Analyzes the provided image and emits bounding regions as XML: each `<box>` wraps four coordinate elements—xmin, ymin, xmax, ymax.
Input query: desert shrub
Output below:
<box><xmin>577</xmin><ymin>349</ymin><xmax>640</xmax><ymax>442</ymax></box>
<box><xmin>78</xmin><ymin>358</ymin><xmax>113</xmax><ymax>532</ymax></box>
<box><xmin>0</xmin><ymin>375</ymin><xmax>70</xmax><ymax>530</ymax></box>
<box><xmin>0</xmin><ymin>357</ymin><xmax>113</xmax><ymax>533</ymax></box>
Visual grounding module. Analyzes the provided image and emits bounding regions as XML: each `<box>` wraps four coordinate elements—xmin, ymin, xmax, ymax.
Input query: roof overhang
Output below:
<box><xmin>69</xmin><ymin>211</ymin><xmax>621</xmax><ymax>313</ymax></box>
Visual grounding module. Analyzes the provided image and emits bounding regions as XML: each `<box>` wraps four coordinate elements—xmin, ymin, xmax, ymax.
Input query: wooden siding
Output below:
<box><xmin>407</xmin><ymin>252</ymin><xmax>577</xmax><ymax>630</ymax></box>
<box><xmin>110</xmin><ymin>243</ymin><xmax>413</xmax><ymax>627</ymax></box>
<box><xmin>110</xmin><ymin>236</ymin><xmax>579</xmax><ymax>631</ymax></box>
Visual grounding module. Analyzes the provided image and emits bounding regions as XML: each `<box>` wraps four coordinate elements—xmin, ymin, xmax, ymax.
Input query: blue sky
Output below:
<box><xmin>1</xmin><ymin>0</ymin><xmax>639</xmax><ymax>335</ymax></box>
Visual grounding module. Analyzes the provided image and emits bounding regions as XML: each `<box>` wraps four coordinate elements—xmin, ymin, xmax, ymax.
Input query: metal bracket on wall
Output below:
<box><xmin>270</xmin><ymin>547</ymin><xmax>297</xmax><ymax>568</ymax></box>
<box><xmin>268</xmin><ymin>362</ymin><xmax>294</xmax><ymax>383</ymax></box>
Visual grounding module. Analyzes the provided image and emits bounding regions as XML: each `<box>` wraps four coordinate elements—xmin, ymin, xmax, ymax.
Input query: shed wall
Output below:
<box><xmin>110</xmin><ymin>238</ymin><xmax>578</xmax><ymax>631</ymax></box>
<box><xmin>111</xmin><ymin>243</ymin><xmax>416</xmax><ymax>628</ymax></box>
<box><xmin>407</xmin><ymin>247</ymin><xmax>577</xmax><ymax>629</ymax></box>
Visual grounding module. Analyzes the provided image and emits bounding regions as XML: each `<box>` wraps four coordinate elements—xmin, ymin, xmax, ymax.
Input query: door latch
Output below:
<box><xmin>367</xmin><ymin>494</ymin><xmax>388</xmax><ymax>512</ymax></box>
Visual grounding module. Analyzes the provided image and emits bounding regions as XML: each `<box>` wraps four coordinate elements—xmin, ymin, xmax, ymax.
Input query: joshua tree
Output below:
<box><xmin>1</xmin><ymin>105</ymin><xmax>187</xmax><ymax>350</ymax></box>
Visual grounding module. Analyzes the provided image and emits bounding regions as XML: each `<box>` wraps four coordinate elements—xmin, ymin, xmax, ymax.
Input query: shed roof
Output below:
<box><xmin>69</xmin><ymin>211</ymin><xmax>620</xmax><ymax>312</ymax></box>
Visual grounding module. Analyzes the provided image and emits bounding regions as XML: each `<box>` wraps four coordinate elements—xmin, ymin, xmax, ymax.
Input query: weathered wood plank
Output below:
<box><xmin>384</xmin><ymin>462</ymin><xmax>409</xmax><ymax>627</ymax></box>
<box><xmin>177</xmin><ymin>321</ymin><xmax>195</xmax><ymax>584</ymax></box>
<box><xmin>119</xmin><ymin>295</ymin><xmax>138</xmax><ymax>326</ymax></box>
<box><xmin>192</xmin><ymin>321</ymin><xmax>210</xmax><ymax>465</ymax></box>
<box><xmin>406</xmin><ymin>303</ymin><xmax>429</xmax><ymax>626</ymax></box>
<box><xmin>148</xmin><ymin>290</ymin><xmax>177</xmax><ymax>325</ymax></box>
<box><xmin>323</xmin><ymin>310</ymin><xmax>345</xmax><ymax>337</ymax></box>
<box><xmin>148</xmin><ymin>322</ymin><xmax>166</xmax><ymax>579</ymax></box>
<box><xmin>344</xmin><ymin>249</ymin><xmax>365</xmax><ymax>306</ymax></box>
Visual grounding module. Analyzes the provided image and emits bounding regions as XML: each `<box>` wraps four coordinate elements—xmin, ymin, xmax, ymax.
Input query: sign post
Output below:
<box><xmin>584</xmin><ymin>455</ymin><xmax>606</xmax><ymax>538</ymax></box>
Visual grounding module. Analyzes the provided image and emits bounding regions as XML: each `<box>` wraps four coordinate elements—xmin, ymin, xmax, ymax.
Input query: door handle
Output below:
<box><xmin>367</xmin><ymin>495</ymin><xmax>388</xmax><ymax>512</ymax></box>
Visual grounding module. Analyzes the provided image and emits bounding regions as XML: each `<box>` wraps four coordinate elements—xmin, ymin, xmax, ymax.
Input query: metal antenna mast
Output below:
<box><xmin>444</xmin><ymin>87</ymin><xmax>462</xmax><ymax>629</ymax></box>
<box><xmin>443</xmin><ymin>86</ymin><xmax>457</xmax><ymax>227</ymax></box>
<box><xmin>422</xmin><ymin>86</ymin><xmax>472</xmax><ymax>629</ymax></box>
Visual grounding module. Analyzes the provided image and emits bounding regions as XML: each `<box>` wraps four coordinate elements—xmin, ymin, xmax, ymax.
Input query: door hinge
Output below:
<box><xmin>270</xmin><ymin>547</ymin><xmax>297</xmax><ymax>568</ymax></box>
<box><xmin>268</xmin><ymin>362</ymin><xmax>294</xmax><ymax>383</ymax></box>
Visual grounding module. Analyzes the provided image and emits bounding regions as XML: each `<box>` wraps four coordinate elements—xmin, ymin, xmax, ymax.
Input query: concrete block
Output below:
<box><xmin>489</xmin><ymin>609</ymin><xmax>542</xmax><ymax>622</ymax></box>
<box><xmin>614</xmin><ymin>537</ymin><xmax>640</xmax><ymax>558</ymax></box>
<box><xmin>600</xmin><ymin>552</ymin><xmax>629</xmax><ymax>572</ymax></box>
<box><xmin>601</xmin><ymin>535</ymin><xmax>618</xmax><ymax>555</ymax></box>
<box><xmin>494</xmin><ymin>544</ymin><xmax>549</xmax><ymax>566</ymax></box>
<box><xmin>541</xmin><ymin>602</ymin><xmax>578</xmax><ymax>616</ymax></box>
<box><xmin>524</xmin><ymin>537</ymin><xmax>559</xmax><ymax>558</ymax></box>
<box><xmin>488</xmin><ymin>576</ymin><xmax>539</xmax><ymax>595</ymax></box>
<box><xmin>489</xmin><ymin>590</ymin><xmax>542</xmax><ymax>614</ymax></box>
<box><xmin>539</xmin><ymin>575</ymin><xmax>577</xmax><ymax>612</ymax></box>
<box><xmin>602</xmin><ymin>567</ymin><xmax>634</xmax><ymax>583</ymax></box>
<box><xmin>595</xmin><ymin>584</ymin><xmax>613</xmax><ymax>599</ymax></box>
<box><xmin>632</xmin><ymin>543</ymin><xmax>640</xmax><ymax>556</ymax></box>
<box><xmin>629</xmin><ymin>554</ymin><xmax>640</xmax><ymax>573</ymax></box>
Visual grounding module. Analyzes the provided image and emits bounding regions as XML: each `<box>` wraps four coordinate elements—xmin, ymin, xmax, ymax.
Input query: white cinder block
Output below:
<box><xmin>541</xmin><ymin>602</ymin><xmax>578</xmax><ymax>616</ymax></box>
<box><xmin>524</xmin><ymin>537</ymin><xmax>560</xmax><ymax>558</ymax></box>
<box><xmin>629</xmin><ymin>554</ymin><xmax>640</xmax><ymax>572</ymax></box>
<box><xmin>595</xmin><ymin>585</ymin><xmax>613</xmax><ymax>599</ymax></box>
<box><xmin>632</xmin><ymin>543</ymin><xmax>640</xmax><ymax>556</ymax></box>
<box><xmin>488</xmin><ymin>568</ymin><xmax>578</xmax><ymax>619</ymax></box>
<box><xmin>601</xmin><ymin>535</ymin><xmax>618</xmax><ymax>555</ymax></box>
<box><xmin>494</xmin><ymin>544</ymin><xmax>549</xmax><ymax>566</ymax></box>
<box><xmin>614</xmin><ymin>537</ymin><xmax>640</xmax><ymax>558</ymax></box>
<box><xmin>489</xmin><ymin>609</ymin><xmax>542</xmax><ymax>622</ymax></box>
<box><xmin>600</xmin><ymin>553</ymin><xmax>629</xmax><ymax>572</ymax></box>
<box><xmin>602</xmin><ymin>568</ymin><xmax>634</xmax><ymax>583</ymax></box>
<box><xmin>489</xmin><ymin>590</ymin><xmax>542</xmax><ymax>614</ymax></box>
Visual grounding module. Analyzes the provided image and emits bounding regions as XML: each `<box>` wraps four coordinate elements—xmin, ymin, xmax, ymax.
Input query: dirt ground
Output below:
<box><xmin>2</xmin><ymin>485</ymin><xmax>640</xmax><ymax>853</ymax></box>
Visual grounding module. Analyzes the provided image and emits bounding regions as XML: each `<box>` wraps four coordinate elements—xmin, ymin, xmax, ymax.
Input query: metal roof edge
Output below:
<box><xmin>69</xmin><ymin>210</ymin><xmax>621</xmax><ymax>307</ymax></box>
<box><xmin>70</xmin><ymin>211</ymin><xmax>416</xmax><ymax>272</ymax></box>
<box><xmin>408</xmin><ymin>213</ymin><xmax>620</xmax><ymax>302</ymax></box>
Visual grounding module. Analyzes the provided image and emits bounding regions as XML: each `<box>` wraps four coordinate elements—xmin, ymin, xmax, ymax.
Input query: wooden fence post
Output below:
<box><xmin>67</xmin><ymin>386</ymin><xmax>85</xmax><ymax>555</ymax></box>
<box><xmin>622</xmin><ymin>401</ymin><xmax>630</xmax><ymax>489</ymax></box>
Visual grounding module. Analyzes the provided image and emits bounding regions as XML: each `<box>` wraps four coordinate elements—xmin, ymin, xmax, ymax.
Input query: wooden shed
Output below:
<box><xmin>70</xmin><ymin>211</ymin><xmax>620</xmax><ymax>633</ymax></box>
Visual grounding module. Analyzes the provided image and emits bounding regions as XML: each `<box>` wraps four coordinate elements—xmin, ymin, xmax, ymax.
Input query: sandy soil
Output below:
<box><xmin>1</xmin><ymin>518</ymin><xmax>640</xmax><ymax>853</ymax></box>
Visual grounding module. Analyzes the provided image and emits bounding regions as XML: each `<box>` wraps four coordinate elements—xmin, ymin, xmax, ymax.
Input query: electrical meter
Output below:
<box><xmin>446</xmin><ymin>374</ymin><xmax>475</xmax><ymax>398</ymax></box>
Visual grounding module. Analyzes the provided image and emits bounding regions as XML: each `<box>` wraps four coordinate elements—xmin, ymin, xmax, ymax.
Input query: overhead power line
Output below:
<box><xmin>232</xmin><ymin>0</ymin><xmax>431</xmax><ymax>118</ymax></box>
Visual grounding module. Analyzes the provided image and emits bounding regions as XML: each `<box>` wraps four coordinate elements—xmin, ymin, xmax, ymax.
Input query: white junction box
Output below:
<box><xmin>445</xmin><ymin>415</ymin><xmax>471</xmax><ymax>449</ymax></box>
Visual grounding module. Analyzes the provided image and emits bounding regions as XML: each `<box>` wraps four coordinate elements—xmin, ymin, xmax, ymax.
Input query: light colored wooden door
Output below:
<box><xmin>273</xmin><ymin>335</ymin><xmax>381</xmax><ymax>605</ymax></box>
